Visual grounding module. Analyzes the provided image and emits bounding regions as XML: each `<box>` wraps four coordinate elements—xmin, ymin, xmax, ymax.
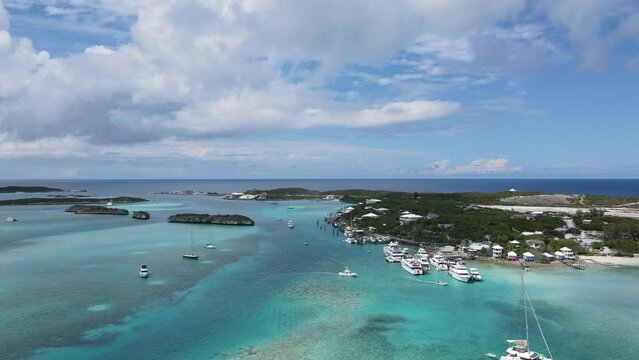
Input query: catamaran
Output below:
<box><xmin>488</xmin><ymin>271</ymin><xmax>553</xmax><ymax>360</ymax></box>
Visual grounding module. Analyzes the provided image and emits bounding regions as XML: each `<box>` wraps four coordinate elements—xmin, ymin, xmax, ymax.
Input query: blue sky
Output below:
<box><xmin>1</xmin><ymin>0</ymin><xmax>639</xmax><ymax>179</ymax></box>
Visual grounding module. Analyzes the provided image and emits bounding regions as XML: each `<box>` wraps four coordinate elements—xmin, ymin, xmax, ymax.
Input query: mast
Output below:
<box><xmin>522</xmin><ymin>269</ymin><xmax>529</xmax><ymax>351</ymax></box>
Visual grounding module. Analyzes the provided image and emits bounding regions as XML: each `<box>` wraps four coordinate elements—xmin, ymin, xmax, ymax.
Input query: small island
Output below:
<box><xmin>132</xmin><ymin>211</ymin><xmax>150</xmax><ymax>220</ymax></box>
<box><xmin>168</xmin><ymin>213</ymin><xmax>255</xmax><ymax>226</ymax></box>
<box><xmin>0</xmin><ymin>186</ymin><xmax>63</xmax><ymax>193</ymax></box>
<box><xmin>65</xmin><ymin>205</ymin><xmax>129</xmax><ymax>215</ymax></box>
<box><xmin>0</xmin><ymin>196</ymin><xmax>148</xmax><ymax>206</ymax></box>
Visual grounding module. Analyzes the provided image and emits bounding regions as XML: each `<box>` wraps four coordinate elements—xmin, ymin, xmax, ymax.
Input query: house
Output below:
<box><xmin>509</xmin><ymin>240</ymin><xmax>521</xmax><ymax>247</ymax></box>
<box><xmin>542</xmin><ymin>252</ymin><xmax>555</xmax><ymax>260</ymax></box>
<box><xmin>522</xmin><ymin>252</ymin><xmax>535</xmax><ymax>262</ymax></box>
<box><xmin>375</xmin><ymin>208</ymin><xmax>390</xmax><ymax>214</ymax></box>
<box><xmin>554</xmin><ymin>251</ymin><xmax>565</xmax><ymax>260</ymax></box>
<box><xmin>361</xmin><ymin>212</ymin><xmax>379</xmax><ymax>219</ymax></box>
<box><xmin>399</xmin><ymin>213</ymin><xmax>423</xmax><ymax>225</ymax></box>
<box><xmin>426</xmin><ymin>212</ymin><xmax>440</xmax><ymax>220</ymax></box>
<box><xmin>469</xmin><ymin>242</ymin><xmax>491</xmax><ymax>252</ymax></box>
<box><xmin>560</xmin><ymin>247</ymin><xmax>575</xmax><ymax>260</ymax></box>
<box><xmin>521</xmin><ymin>231</ymin><xmax>543</xmax><ymax>236</ymax></box>
<box><xmin>257</xmin><ymin>192</ymin><xmax>268</xmax><ymax>200</ymax></box>
<box><xmin>492</xmin><ymin>244</ymin><xmax>504</xmax><ymax>258</ymax></box>
<box><xmin>365</xmin><ymin>199</ymin><xmax>382</xmax><ymax>204</ymax></box>
<box><xmin>238</xmin><ymin>194</ymin><xmax>258</xmax><ymax>200</ymax></box>
<box><xmin>526</xmin><ymin>239</ymin><xmax>545</xmax><ymax>249</ymax></box>
<box><xmin>506</xmin><ymin>251</ymin><xmax>519</xmax><ymax>261</ymax></box>
<box><xmin>343</xmin><ymin>206</ymin><xmax>355</xmax><ymax>214</ymax></box>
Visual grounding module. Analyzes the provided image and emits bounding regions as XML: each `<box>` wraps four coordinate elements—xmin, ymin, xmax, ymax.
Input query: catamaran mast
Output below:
<box><xmin>522</xmin><ymin>270</ymin><xmax>529</xmax><ymax>351</ymax></box>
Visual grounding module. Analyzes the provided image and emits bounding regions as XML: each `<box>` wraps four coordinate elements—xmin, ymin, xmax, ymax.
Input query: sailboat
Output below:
<box><xmin>182</xmin><ymin>231</ymin><xmax>199</xmax><ymax>259</ymax></box>
<box><xmin>488</xmin><ymin>270</ymin><xmax>553</xmax><ymax>360</ymax></box>
<box><xmin>6</xmin><ymin>202</ymin><xmax>17</xmax><ymax>222</ymax></box>
<box><xmin>106</xmin><ymin>195</ymin><xmax>113</xmax><ymax>206</ymax></box>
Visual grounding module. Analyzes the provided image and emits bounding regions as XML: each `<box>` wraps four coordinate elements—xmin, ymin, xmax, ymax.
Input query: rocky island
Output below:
<box><xmin>168</xmin><ymin>213</ymin><xmax>255</xmax><ymax>226</ymax></box>
<box><xmin>132</xmin><ymin>211</ymin><xmax>150</xmax><ymax>220</ymax></box>
<box><xmin>65</xmin><ymin>205</ymin><xmax>129</xmax><ymax>215</ymax></box>
<box><xmin>0</xmin><ymin>186</ymin><xmax>63</xmax><ymax>193</ymax></box>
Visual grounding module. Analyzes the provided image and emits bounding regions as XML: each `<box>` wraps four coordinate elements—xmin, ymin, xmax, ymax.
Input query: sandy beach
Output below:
<box><xmin>580</xmin><ymin>255</ymin><xmax>639</xmax><ymax>267</ymax></box>
<box><xmin>480</xmin><ymin>205</ymin><xmax>639</xmax><ymax>220</ymax></box>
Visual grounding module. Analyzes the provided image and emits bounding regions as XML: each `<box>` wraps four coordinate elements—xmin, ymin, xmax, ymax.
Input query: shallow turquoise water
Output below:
<box><xmin>1</xmin><ymin>192</ymin><xmax>638</xmax><ymax>359</ymax></box>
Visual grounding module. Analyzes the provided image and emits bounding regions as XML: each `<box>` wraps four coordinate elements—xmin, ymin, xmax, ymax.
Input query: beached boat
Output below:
<box><xmin>469</xmin><ymin>267</ymin><xmax>482</xmax><ymax>281</ymax></box>
<box><xmin>139</xmin><ymin>264</ymin><xmax>149</xmax><ymax>278</ymax></box>
<box><xmin>401</xmin><ymin>257</ymin><xmax>423</xmax><ymax>275</ymax></box>
<box><xmin>448</xmin><ymin>264</ymin><xmax>472</xmax><ymax>283</ymax></box>
<box><xmin>182</xmin><ymin>232</ymin><xmax>199</xmax><ymax>260</ymax></box>
<box><xmin>338</xmin><ymin>267</ymin><xmax>357</xmax><ymax>277</ymax></box>
<box><xmin>288</xmin><ymin>220</ymin><xmax>295</xmax><ymax>228</ymax></box>
<box><xmin>489</xmin><ymin>271</ymin><xmax>553</xmax><ymax>360</ymax></box>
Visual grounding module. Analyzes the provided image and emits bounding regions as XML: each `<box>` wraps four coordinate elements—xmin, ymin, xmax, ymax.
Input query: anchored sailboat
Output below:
<box><xmin>489</xmin><ymin>270</ymin><xmax>553</xmax><ymax>360</ymax></box>
<box><xmin>182</xmin><ymin>231</ymin><xmax>199</xmax><ymax>260</ymax></box>
<box><xmin>6</xmin><ymin>202</ymin><xmax>17</xmax><ymax>222</ymax></box>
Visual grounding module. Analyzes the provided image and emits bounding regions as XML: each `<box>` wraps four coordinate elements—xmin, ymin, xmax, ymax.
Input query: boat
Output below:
<box><xmin>436</xmin><ymin>281</ymin><xmax>448</xmax><ymax>286</ymax></box>
<box><xmin>401</xmin><ymin>257</ymin><xmax>424</xmax><ymax>275</ymax></box>
<box><xmin>469</xmin><ymin>267</ymin><xmax>482</xmax><ymax>281</ymax></box>
<box><xmin>139</xmin><ymin>264</ymin><xmax>149</xmax><ymax>278</ymax></box>
<box><xmin>204</xmin><ymin>243</ymin><xmax>216</xmax><ymax>249</ymax></box>
<box><xmin>106</xmin><ymin>196</ymin><xmax>113</xmax><ymax>206</ymax></box>
<box><xmin>448</xmin><ymin>264</ymin><xmax>472</xmax><ymax>283</ymax></box>
<box><xmin>385</xmin><ymin>255</ymin><xmax>401</xmax><ymax>263</ymax></box>
<box><xmin>338</xmin><ymin>267</ymin><xmax>357</xmax><ymax>277</ymax></box>
<box><xmin>429</xmin><ymin>253</ymin><xmax>449</xmax><ymax>271</ymax></box>
<box><xmin>182</xmin><ymin>232</ymin><xmax>199</xmax><ymax>260</ymax></box>
<box><xmin>288</xmin><ymin>220</ymin><xmax>295</xmax><ymax>228</ymax></box>
<box><xmin>489</xmin><ymin>271</ymin><xmax>553</xmax><ymax>360</ymax></box>
<box><xmin>6</xmin><ymin>202</ymin><xmax>17</xmax><ymax>222</ymax></box>
<box><xmin>304</xmin><ymin>241</ymin><xmax>309</xmax><ymax>246</ymax></box>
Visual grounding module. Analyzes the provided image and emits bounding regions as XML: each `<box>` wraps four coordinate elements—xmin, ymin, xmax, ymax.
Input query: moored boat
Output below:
<box><xmin>469</xmin><ymin>267</ymin><xmax>482</xmax><ymax>281</ymax></box>
<box><xmin>183</xmin><ymin>231</ymin><xmax>199</xmax><ymax>260</ymax></box>
<box><xmin>139</xmin><ymin>264</ymin><xmax>149</xmax><ymax>278</ymax></box>
<box><xmin>401</xmin><ymin>257</ymin><xmax>424</xmax><ymax>275</ymax></box>
<box><xmin>288</xmin><ymin>220</ymin><xmax>295</xmax><ymax>228</ymax></box>
<box><xmin>338</xmin><ymin>267</ymin><xmax>357</xmax><ymax>277</ymax></box>
<box><xmin>429</xmin><ymin>253</ymin><xmax>449</xmax><ymax>271</ymax></box>
<box><xmin>448</xmin><ymin>264</ymin><xmax>472</xmax><ymax>283</ymax></box>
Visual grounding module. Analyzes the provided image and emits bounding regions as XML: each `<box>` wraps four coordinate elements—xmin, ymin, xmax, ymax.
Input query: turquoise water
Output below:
<box><xmin>1</xmin><ymin>190</ymin><xmax>639</xmax><ymax>359</ymax></box>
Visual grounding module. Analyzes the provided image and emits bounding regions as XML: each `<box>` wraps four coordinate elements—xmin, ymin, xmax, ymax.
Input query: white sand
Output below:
<box><xmin>480</xmin><ymin>205</ymin><xmax>639</xmax><ymax>220</ymax></box>
<box><xmin>580</xmin><ymin>255</ymin><xmax>639</xmax><ymax>267</ymax></box>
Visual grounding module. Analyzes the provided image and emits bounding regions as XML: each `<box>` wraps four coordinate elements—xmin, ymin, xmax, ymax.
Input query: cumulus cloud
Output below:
<box><xmin>423</xmin><ymin>158</ymin><xmax>522</xmax><ymax>175</ymax></box>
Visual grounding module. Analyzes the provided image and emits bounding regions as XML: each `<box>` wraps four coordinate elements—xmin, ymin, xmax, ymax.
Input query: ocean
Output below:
<box><xmin>1</xmin><ymin>179</ymin><xmax>638</xmax><ymax>359</ymax></box>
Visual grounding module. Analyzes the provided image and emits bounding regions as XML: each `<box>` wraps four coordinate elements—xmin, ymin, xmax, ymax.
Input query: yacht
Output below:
<box><xmin>469</xmin><ymin>267</ymin><xmax>482</xmax><ymax>281</ymax></box>
<box><xmin>383</xmin><ymin>241</ymin><xmax>400</xmax><ymax>256</ymax></box>
<box><xmin>182</xmin><ymin>232</ymin><xmax>199</xmax><ymax>260</ymax></box>
<box><xmin>338</xmin><ymin>267</ymin><xmax>357</xmax><ymax>277</ymax></box>
<box><xmin>139</xmin><ymin>264</ymin><xmax>149</xmax><ymax>278</ymax></box>
<box><xmin>204</xmin><ymin>243</ymin><xmax>216</xmax><ymax>249</ymax></box>
<box><xmin>385</xmin><ymin>255</ymin><xmax>401</xmax><ymax>263</ymax></box>
<box><xmin>401</xmin><ymin>257</ymin><xmax>424</xmax><ymax>275</ymax></box>
<box><xmin>288</xmin><ymin>220</ymin><xmax>295</xmax><ymax>229</ymax></box>
<box><xmin>429</xmin><ymin>253</ymin><xmax>449</xmax><ymax>271</ymax></box>
<box><xmin>448</xmin><ymin>264</ymin><xmax>472</xmax><ymax>283</ymax></box>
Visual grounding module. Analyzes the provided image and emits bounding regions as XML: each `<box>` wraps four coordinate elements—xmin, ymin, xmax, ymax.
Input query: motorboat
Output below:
<box><xmin>139</xmin><ymin>264</ymin><xmax>149</xmax><ymax>278</ymax></box>
<box><xmin>429</xmin><ymin>253</ymin><xmax>449</xmax><ymax>271</ymax></box>
<box><xmin>204</xmin><ymin>243</ymin><xmax>216</xmax><ymax>249</ymax></box>
<box><xmin>288</xmin><ymin>220</ymin><xmax>295</xmax><ymax>229</ymax></box>
<box><xmin>338</xmin><ymin>267</ymin><xmax>357</xmax><ymax>277</ymax></box>
<box><xmin>469</xmin><ymin>267</ymin><xmax>482</xmax><ymax>281</ymax></box>
<box><xmin>6</xmin><ymin>216</ymin><xmax>17</xmax><ymax>222</ymax></box>
<box><xmin>385</xmin><ymin>255</ymin><xmax>401</xmax><ymax>263</ymax></box>
<box><xmin>448</xmin><ymin>264</ymin><xmax>472</xmax><ymax>283</ymax></box>
<box><xmin>401</xmin><ymin>257</ymin><xmax>424</xmax><ymax>275</ymax></box>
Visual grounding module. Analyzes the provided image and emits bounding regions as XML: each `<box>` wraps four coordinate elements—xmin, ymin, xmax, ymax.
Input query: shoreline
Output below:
<box><xmin>579</xmin><ymin>255</ymin><xmax>639</xmax><ymax>267</ymax></box>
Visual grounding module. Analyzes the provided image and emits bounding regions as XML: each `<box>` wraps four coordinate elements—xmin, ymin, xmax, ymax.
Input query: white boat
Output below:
<box><xmin>288</xmin><ymin>220</ymin><xmax>295</xmax><ymax>229</ymax></box>
<box><xmin>469</xmin><ymin>267</ymin><xmax>482</xmax><ymax>281</ymax></box>
<box><xmin>448</xmin><ymin>264</ymin><xmax>472</xmax><ymax>283</ymax></box>
<box><xmin>182</xmin><ymin>231</ymin><xmax>199</xmax><ymax>260</ymax></box>
<box><xmin>338</xmin><ymin>267</ymin><xmax>357</xmax><ymax>277</ymax></box>
<box><xmin>385</xmin><ymin>255</ymin><xmax>401</xmax><ymax>263</ymax></box>
<box><xmin>401</xmin><ymin>257</ymin><xmax>423</xmax><ymax>275</ymax></box>
<box><xmin>383</xmin><ymin>241</ymin><xmax>400</xmax><ymax>256</ymax></box>
<box><xmin>139</xmin><ymin>264</ymin><xmax>149</xmax><ymax>278</ymax></box>
<box><xmin>6</xmin><ymin>215</ymin><xmax>17</xmax><ymax>222</ymax></box>
<box><xmin>429</xmin><ymin>253</ymin><xmax>449</xmax><ymax>271</ymax></box>
<box><xmin>204</xmin><ymin>243</ymin><xmax>216</xmax><ymax>249</ymax></box>
<box><xmin>490</xmin><ymin>271</ymin><xmax>553</xmax><ymax>360</ymax></box>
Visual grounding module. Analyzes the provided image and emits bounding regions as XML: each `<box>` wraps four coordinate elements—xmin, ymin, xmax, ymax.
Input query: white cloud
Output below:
<box><xmin>423</xmin><ymin>158</ymin><xmax>522</xmax><ymax>175</ymax></box>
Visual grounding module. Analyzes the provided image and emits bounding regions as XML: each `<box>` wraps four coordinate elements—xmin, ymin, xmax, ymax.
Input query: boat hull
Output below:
<box><xmin>449</xmin><ymin>271</ymin><xmax>472</xmax><ymax>283</ymax></box>
<box><xmin>401</xmin><ymin>261</ymin><xmax>423</xmax><ymax>275</ymax></box>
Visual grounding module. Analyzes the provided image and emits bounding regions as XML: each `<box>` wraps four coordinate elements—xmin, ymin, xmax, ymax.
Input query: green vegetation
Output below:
<box><xmin>573</xmin><ymin>208</ymin><xmax>639</xmax><ymax>254</ymax></box>
<box><xmin>0</xmin><ymin>186</ymin><xmax>63</xmax><ymax>193</ymax></box>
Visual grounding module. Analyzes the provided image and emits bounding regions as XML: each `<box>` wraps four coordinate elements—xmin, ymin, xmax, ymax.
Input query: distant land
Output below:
<box><xmin>0</xmin><ymin>186</ymin><xmax>63</xmax><ymax>193</ymax></box>
<box><xmin>0</xmin><ymin>196</ymin><xmax>148</xmax><ymax>206</ymax></box>
<box><xmin>65</xmin><ymin>205</ymin><xmax>129</xmax><ymax>215</ymax></box>
<box><xmin>168</xmin><ymin>213</ymin><xmax>255</xmax><ymax>226</ymax></box>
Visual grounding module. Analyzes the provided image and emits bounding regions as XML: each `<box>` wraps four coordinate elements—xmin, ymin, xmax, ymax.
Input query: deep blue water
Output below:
<box><xmin>1</xmin><ymin>178</ymin><xmax>639</xmax><ymax>196</ymax></box>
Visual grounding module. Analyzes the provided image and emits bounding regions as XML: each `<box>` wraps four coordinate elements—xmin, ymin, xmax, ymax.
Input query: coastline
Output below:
<box><xmin>580</xmin><ymin>255</ymin><xmax>639</xmax><ymax>267</ymax></box>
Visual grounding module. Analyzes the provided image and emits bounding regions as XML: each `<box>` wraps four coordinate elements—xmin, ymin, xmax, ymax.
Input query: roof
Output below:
<box><xmin>560</xmin><ymin>247</ymin><xmax>572</xmax><ymax>252</ymax></box>
<box><xmin>492</xmin><ymin>244</ymin><xmax>504</xmax><ymax>250</ymax></box>
<box><xmin>526</xmin><ymin>239</ymin><xmax>545</xmax><ymax>245</ymax></box>
<box><xmin>522</xmin><ymin>252</ymin><xmax>535</xmax><ymax>257</ymax></box>
<box><xmin>507</xmin><ymin>251</ymin><xmax>518</xmax><ymax>257</ymax></box>
<box><xmin>509</xmin><ymin>240</ymin><xmax>520</xmax><ymax>244</ymax></box>
<box><xmin>554</xmin><ymin>251</ymin><xmax>565</xmax><ymax>256</ymax></box>
<box><xmin>400</xmin><ymin>213</ymin><xmax>423</xmax><ymax>219</ymax></box>
<box><xmin>542</xmin><ymin>252</ymin><xmax>554</xmax><ymax>257</ymax></box>
<box><xmin>361</xmin><ymin>212</ymin><xmax>379</xmax><ymax>218</ymax></box>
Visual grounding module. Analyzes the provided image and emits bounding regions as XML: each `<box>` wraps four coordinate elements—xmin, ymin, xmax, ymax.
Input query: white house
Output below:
<box><xmin>522</xmin><ymin>252</ymin><xmax>535</xmax><ymax>262</ymax></box>
<box><xmin>560</xmin><ymin>247</ymin><xmax>575</xmax><ymax>260</ymax></box>
<box><xmin>554</xmin><ymin>251</ymin><xmax>566</xmax><ymax>260</ymax></box>
<box><xmin>492</xmin><ymin>244</ymin><xmax>504</xmax><ymax>258</ymax></box>
<box><xmin>506</xmin><ymin>251</ymin><xmax>518</xmax><ymax>261</ymax></box>
<box><xmin>366</xmin><ymin>199</ymin><xmax>382</xmax><ymax>204</ymax></box>
<box><xmin>542</xmin><ymin>252</ymin><xmax>555</xmax><ymax>260</ymax></box>
<box><xmin>361</xmin><ymin>212</ymin><xmax>379</xmax><ymax>219</ymax></box>
<box><xmin>509</xmin><ymin>240</ymin><xmax>521</xmax><ymax>247</ymax></box>
<box><xmin>521</xmin><ymin>231</ymin><xmax>544</xmax><ymax>236</ymax></box>
<box><xmin>238</xmin><ymin>194</ymin><xmax>258</xmax><ymax>200</ymax></box>
<box><xmin>399</xmin><ymin>213</ymin><xmax>423</xmax><ymax>225</ymax></box>
<box><xmin>344</xmin><ymin>206</ymin><xmax>355</xmax><ymax>214</ymax></box>
<box><xmin>375</xmin><ymin>208</ymin><xmax>390</xmax><ymax>214</ymax></box>
<box><xmin>526</xmin><ymin>239</ymin><xmax>545</xmax><ymax>249</ymax></box>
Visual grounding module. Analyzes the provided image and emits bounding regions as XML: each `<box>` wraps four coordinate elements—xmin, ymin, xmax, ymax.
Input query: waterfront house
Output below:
<box><xmin>526</xmin><ymin>239</ymin><xmax>545</xmax><ymax>249</ymax></box>
<box><xmin>506</xmin><ymin>251</ymin><xmax>518</xmax><ymax>261</ymax></box>
<box><xmin>509</xmin><ymin>240</ymin><xmax>521</xmax><ymax>247</ymax></box>
<box><xmin>522</xmin><ymin>252</ymin><xmax>535</xmax><ymax>262</ymax></box>
<box><xmin>560</xmin><ymin>247</ymin><xmax>575</xmax><ymax>260</ymax></box>
<box><xmin>554</xmin><ymin>251</ymin><xmax>566</xmax><ymax>260</ymax></box>
<box><xmin>492</xmin><ymin>244</ymin><xmax>504</xmax><ymax>258</ymax></box>
<box><xmin>469</xmin><ymin>242</ymin><xmax>491</xmax><ymax>252</ymax></box>
<box><xmin>238</xmin><ymin>194</ymin><xmax>258</xmax><ymax>200</ymax></box>
<box><xmin>542</xmin><ymin>252</ymin><xmax>554</xmax><ymax>260</ymax></box>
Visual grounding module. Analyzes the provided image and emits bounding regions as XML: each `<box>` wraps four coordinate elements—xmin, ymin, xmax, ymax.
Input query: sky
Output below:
<box><xmin>1</xmin><ymin>0</ymin><xmax>639</xmax><ymax>179</ymax></box>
